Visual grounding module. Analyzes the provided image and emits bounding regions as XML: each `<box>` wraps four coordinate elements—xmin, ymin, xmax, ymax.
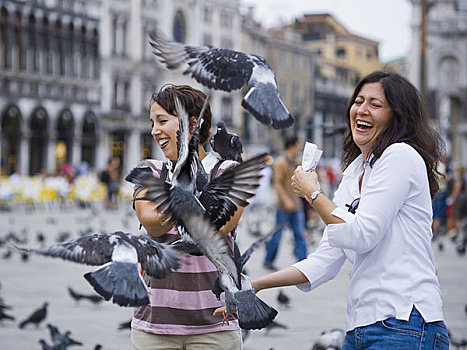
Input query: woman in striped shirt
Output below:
<box><xmin>131</xmin><ymin>84</ymin><xmax>243</xmax><ymax>350</ymax></box>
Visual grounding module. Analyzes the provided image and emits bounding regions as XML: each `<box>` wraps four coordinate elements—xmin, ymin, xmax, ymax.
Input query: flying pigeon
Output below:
<box><xmin>126</xmin><ymin>96</ymin><xmax>276</xmax><ymax>329</ymax></box>
<box><xmin>126</xmin><ymin>97</ymin><xmax>267</xmax><ymax>233</ymax></box>
<box><xmin>148</xmin><ymin>30</ymin><xmax>294</xmax><ymax>130</ymax></box>
<box><xmin>12</xmin><ymin>232</ymin><xmax>180</xmax><ymax>307</ymax></box>
<box><xmin>210</xmin><ymin>120</ymin><xmax>243</xmax><ymax>163</ymax></box>
<box><xmin>19</xmin><ymin>302</ymin><xmax>48</xmax><ymax>328</ymax></box>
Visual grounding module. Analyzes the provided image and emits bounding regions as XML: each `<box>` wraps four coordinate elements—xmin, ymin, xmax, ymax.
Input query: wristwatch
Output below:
<box><xmin>309</xmin><ymin>190</ymin><xmax>321</xmax><ymax>205</ymax></box>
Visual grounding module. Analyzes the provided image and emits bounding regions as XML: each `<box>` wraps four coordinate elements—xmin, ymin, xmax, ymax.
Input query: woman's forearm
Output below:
<box><xmin>134</xmin><ymin>190</ymin><xmax>173</xmax><ymax>238</ymax></box>
<box><xmin>253</xmin><ymin>266</ymin><xmax>309</xmax><ymax>293</ymax></box>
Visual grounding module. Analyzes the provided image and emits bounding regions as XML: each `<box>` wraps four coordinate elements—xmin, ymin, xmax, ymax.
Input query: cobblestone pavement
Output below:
<box><xmin>0</xmin><ymin>202</ymin><xmax>466</xmax><ymax>350</ymax></box>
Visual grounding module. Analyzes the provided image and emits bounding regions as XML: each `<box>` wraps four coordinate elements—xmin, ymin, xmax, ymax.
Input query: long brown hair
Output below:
<box><xmin>150</xmin><ymin>84</ymin><xmax>212</xmax><ymax>145</ymax></box>
<box><xmin>342</xmin><ymin>70</ymin><xmax>444</xmax><ymax>198</ymax></box>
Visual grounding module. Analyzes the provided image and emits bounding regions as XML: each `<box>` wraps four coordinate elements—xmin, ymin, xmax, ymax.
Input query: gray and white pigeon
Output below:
<box><xmin>148</xmin><ymin>30</ymin><xmax>294</xmax><ymax>130</ymax></box>
<box><xmin>210</xmin><ymin>120</ymin><xmax>243</xmax><ymax>163</ymax></box>
<box><xmin>47</xmin><ymin>323</ymin><xmax>83</xmax><ymax>348</ymax></box>
<box><xmin>126</xmin><ymin>96</ymin><xmax>276</xmax><ymax>329</ymax></box>
<box><xmin>13</xmin><ymin>232</ymin><xmax>180</xmax><ymax>307</ymax></box>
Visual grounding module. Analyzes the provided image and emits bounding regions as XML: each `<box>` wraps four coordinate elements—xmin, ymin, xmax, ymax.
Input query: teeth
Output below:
<box><xmin>159</xmin><ymin>139</ymin><xmax>169</xmax><ymax>147</ymax></box>
<box><xmin>357</xmin><ymin>121</ymin><xmax>373</xmax><ymax>127</ymax></box>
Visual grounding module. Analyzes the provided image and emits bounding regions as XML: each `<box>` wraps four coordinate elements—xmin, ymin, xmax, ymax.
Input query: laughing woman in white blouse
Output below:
<box><xmin>251</xmin><ymin>71</ymin><xmax>447</xmax><ymax>349</ymax></box>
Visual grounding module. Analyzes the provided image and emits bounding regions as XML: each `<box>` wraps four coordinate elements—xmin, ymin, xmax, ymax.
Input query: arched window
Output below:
<box><xmin>172</xmin><ymin>11</ymin><xmax>186</xmax><ymax>43</ymax></box>
<box><xmin>56</xmin><ymin>109</ymin><xmax>74</xmax><ymax>170</ymax></box>
<box><xmin>13</xmin><ymin>11</ymin><xmax>22</xmax><ymax>70</ymax></box>
<box><xmin>0</xmin><ymin>7</ymin><xmax>8</xmax><ymax>68</ymax></box>
<box><xmin>29</xmin><ymin>108</ymin><xmax>49</xmax><ymax>175</ymax></box>
<box><xmin>81</xmin><ymin>112</ymin><xmax>97</xmax><ymax>167</ymax></box>
<box><xmin>28</xmin><ymin>14</ymin><xmax>38</xmax><ymax>72</ymax></box>
<box><xmin>1</xmin><ymin>105</ymin><xmax>21</xmax><ymax>175</ymax></box>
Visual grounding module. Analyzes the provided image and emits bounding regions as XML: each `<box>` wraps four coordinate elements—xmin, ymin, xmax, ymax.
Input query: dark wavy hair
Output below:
<box><xmin>342</xmin><ymin>70</ymin><xmax>444</xmax><ymax>198</ymax></box>
<box><xmin>150</xmin><ymin>84</ymin><xmax>212</xmax><ymax>145</ymax></box>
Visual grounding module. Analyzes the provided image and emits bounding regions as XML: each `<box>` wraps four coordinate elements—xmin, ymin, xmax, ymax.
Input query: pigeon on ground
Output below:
<box><xmin>37</xmin><ymin>231</ymin><xmax>45</xmax><ymax>245</ymax></box>
<box><xmin>47</xmin><ymin>323</ymin><xmax>83</xmax><ymax>348</ymax></box>
<box><xmin>19</xmin><ymin>302</ymin><xmax>48</xmax><ymax>328</ymax></box>
<box><xmin>38</xmin><ymin>339</ymin><xmax>55</xmax><ymax>350</ymax></box>
<box><xmin>210</xmin><ymin>121</ymin><xmax>243</xmax><ymax>163</ymax></box>
<box><xmin>67</xmin><ymin>287</ymin><xmax>104</xmax><ymax>305</ymax></box>
<box><xmin>0</xmin><ymin>309</ymin><xmax>15</xmax><ymax>322</ymax></box>
<box><xmin>148</xmin><ymin>30</ymin><xmax>294</xmax><ymax>130</ymax></box>
<box><xmin>126</xmin><ymin>96</ymin><xmax>275</xmax><ymax>329</ymax></box>
<box><xmin>12</xmin><ymin>232</ymin><xmax>180</xmax><ymax>307</ymax></box>
<box><xmin>0</xmin><ymin>300</ymin><xmax>12</xmax><ymax>311</ymax></box>
<box><xmin>311</xmin><ymin>329</ymin><xmax>345</xmax><ymax>350</ymax></box>
<box><xmin>277</xmin><ymin>289</ymin><xmax>291</xmax><ymax>308</ymax></box>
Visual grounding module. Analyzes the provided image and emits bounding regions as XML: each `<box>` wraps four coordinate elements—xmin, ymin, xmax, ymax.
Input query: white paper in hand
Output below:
<box><xmin>302</xmin><ymin>142</ymin><xmax>322</xmax><ymax>172</ymax></box>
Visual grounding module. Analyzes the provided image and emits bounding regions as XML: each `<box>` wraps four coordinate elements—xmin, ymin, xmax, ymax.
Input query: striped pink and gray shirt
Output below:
<box><xmin>131</xmin><ymin>158</ymin><xmax>240</xmax><ymax>335</ymax></box>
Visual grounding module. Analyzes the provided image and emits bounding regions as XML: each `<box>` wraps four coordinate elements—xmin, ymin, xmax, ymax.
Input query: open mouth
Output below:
<box><xmin>158</xmin><ymin>139</ymin><xmax>170</xmax><ymax>149</ymax></box>
<box><xmin>356</xmin><ymin>120</ymin><xmax>373</xmax><ymax>130</ymax></box>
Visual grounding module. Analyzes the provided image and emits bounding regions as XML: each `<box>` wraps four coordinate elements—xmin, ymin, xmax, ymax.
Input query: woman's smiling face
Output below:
<box><xmin>150</xmin><ymin>102</ymin><xmax>180</xmax><ymax>161</ymax></box>
<box><xmin>349</xmin><ymin>82</ymin><xmax>393</xmax><ymax>159</ymax></box>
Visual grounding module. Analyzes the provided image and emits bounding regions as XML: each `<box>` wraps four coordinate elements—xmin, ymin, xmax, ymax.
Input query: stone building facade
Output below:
<box><xmin>409</xmin><ymin>0</ymin><xmax>467</xmax><ymax>167</ymax></box>
<box><xmin>0</xmin><ymin>0</ymin><xmax>100</xmax><ymax>176</ymax></box>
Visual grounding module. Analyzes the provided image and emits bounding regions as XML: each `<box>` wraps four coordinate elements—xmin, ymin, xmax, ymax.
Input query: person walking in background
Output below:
<box><xmin>130</xmin><ymin>84</ymin><xmax>243</xmax><ymax>350</ymax></box>
<box><xmin>263</xmin><ymin>135</ymin><xmax>308</xmax><ymax>271</ymax></box>
<box><xmin>217</xmin><ymin>70</ymin><xmax>449</xmax><ymax>349</ymax></box>
<box><xmin>102</xmin><ymin>156</ymin><xmax>121</xmax><ymax>209</ymax></box>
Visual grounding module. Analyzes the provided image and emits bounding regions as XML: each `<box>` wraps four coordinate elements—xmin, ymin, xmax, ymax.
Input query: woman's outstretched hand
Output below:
<box><xmin>291</xmin><ymin>166</ymin><xmax>319</xmax><ymax>200</ymax></box>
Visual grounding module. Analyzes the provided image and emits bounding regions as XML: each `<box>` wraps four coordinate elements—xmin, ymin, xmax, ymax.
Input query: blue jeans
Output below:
<box><xmin>264</xmin><ymin>209</ymin><xmax>307</xmax><ymax>264</ymax></box>
<box><xmin>343</xmin><ymin>307</ymin><xmax>449</xmax><ymax>350</ymax></box>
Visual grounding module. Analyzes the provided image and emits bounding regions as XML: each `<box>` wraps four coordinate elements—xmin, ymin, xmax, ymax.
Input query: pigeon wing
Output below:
<box><xmin>32</xmin><ymin>234</ymin><xmax>115</xmax><ymax>265</ymax></box>
<box><xmin>199</xmin><ymin>153</ymin><xmax>267</xmax><ymax>229</ymax></box>
<box><xmin>128</xmin><ymin>234</ymin><xmax>180</xmax><ymax>279</ymax></box>
<box><xmin>242</xmin><ymin>59</ymin><xmax>294</xmax><ymax>129</ymax></box>
<box><xmin>125</xmin><ymin>167</ymin><xmax>172</xmax><ymax>213</ymax></box>
<box><xmin>184</xmin><ymin>47</ymin><xmax>254</xmax><ymax>92</ymax></box>
<box><xmin>239</xmin><ymin>222</ymin><xmax>286</xmax><ymax>268</ymax></box>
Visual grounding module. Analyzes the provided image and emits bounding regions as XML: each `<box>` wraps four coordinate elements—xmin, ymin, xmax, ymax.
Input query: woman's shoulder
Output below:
<box><xmin>136</xmin><ymin>159</ymin><xmax>165</xmax><ymax>177</ymax></box>
<box><xmin>383</xmin><ymin>143</ymin><xmax>421</xmax><ymax>158</ymax></box>
<box><xmin>379</xmin><ymin>142</ymin><xmax>424</xmax><ymax>168</ymax></box>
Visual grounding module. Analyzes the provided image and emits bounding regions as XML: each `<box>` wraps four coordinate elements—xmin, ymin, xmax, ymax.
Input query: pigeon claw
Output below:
<box><xmin>222</xmin><ymin>311</ymin><xmax>230</xmax><ymax>326</ymax></box>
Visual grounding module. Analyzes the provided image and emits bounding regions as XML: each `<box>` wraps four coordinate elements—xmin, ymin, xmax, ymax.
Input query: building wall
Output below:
<box><xmin>409</xmin><ymin>0</ymin><xmax>467</xmax><ymax>167</ymax></box>
<box><xmin>0</xmin><ymin>0</ymin><xmax>101</xmax><ymax>176</ymax></box>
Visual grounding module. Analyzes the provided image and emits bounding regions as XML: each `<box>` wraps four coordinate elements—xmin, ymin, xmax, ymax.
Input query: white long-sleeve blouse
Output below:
<box><xmin>293</xmin><ymin>142</ymin><xmax>444</xmax><ymax>332</ymax></box>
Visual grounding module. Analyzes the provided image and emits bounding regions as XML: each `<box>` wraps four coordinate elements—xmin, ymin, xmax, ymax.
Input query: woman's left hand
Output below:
<box><xmin>291</xmin><ymin>166</ymin><xmax>319</xmax><ymax>200</ymax></box>
<box><xmin>213</xmin><ymin>306</ymin><xmax>227</xmax><ymax>316</ymax></box>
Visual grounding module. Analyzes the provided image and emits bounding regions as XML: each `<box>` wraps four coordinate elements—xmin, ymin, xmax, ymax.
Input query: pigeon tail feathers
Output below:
<box><xmin>242</xmin><ymin>85</ymin><xmax>294</xmax><ymax>130</ymax></box>
<box><xmin>84</xmin><ymin>262</ymin><xmax>149</xmax><ymax>307</ymax></box>
<box><xmin>234</xmin><ymin>290</ymin><xmax>278</xmax><ymax>330</ymax></box>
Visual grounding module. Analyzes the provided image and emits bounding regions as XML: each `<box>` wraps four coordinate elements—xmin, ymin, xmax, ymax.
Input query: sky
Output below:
<box><xmin>241</xmin><ymin>0</ymin><xmax>413</xmax><ymax>62</ymax></box>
